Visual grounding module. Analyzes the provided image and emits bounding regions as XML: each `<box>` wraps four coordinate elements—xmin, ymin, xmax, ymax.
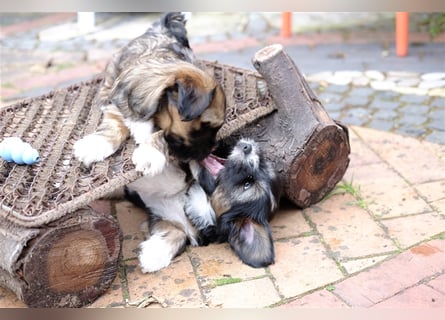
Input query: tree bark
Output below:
<box><xmin>0</xmin><ymin>205</ymin><xmax>121</xmax><ymax>307</ymax></box>
<box><xmin>223</xmin><ymin>44</ymin><xmax>351</xmax><ymax>207</ymax></box>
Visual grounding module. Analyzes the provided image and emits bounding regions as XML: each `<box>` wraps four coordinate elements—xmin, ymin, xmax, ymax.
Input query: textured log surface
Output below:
<box><xmin>0</xmin><ymin>207</ymin><xmax>121</xmax><ymax>308</ymax></box>
<box><xmin>222</xmin><ymin>44</ymin><xmax>350</xmax><ymax>207</ymax></box>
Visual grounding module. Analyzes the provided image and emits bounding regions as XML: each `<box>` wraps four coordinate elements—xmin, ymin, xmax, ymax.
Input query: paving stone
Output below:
<box><xmin>352</xmin><ymin>126</ymin><xmax>445</xmax><ymax>185</ymax></box>
<box><xmin>344</xmin><ymin>107</ymin><xmax>372</xmax><ymax>121</ymax></box>
<box><xmin>395</xmin><ymin>126</ymin><xmax>427</xmax><ymax>139</ymax></box>
<box><xmin>427</xmin><ymin>274</ymin><xmax>445</xmax><ymax>294</ymax></box>
<box><xmin>425</xmin><ymin>131</ymin><xmax>445</xmax><ymax>145</ymax></box>
<box><xmin>88</xmin><ymin>276</ymin><xmax>124</xmax><ymax>308</ymax></box>
<box><xmin>428</xmin><ymin>88</ymin><xmax>445</xmax><ymax>97</ymax></box>
<box><xmin>400</xmin><ymin>104</ymin><xmax>430</xmax><ymax>115</ymax></box>
<box><xmin>398</xmin><ymin>113</ymin><xmax>428</xmax><ymax>127</ymax></box>
<box><xmin>373</xmin><ymin>109</ymin><xmax>397</xmax><ymax>120</ymax></box>
<box><xmin>280</xmin><ymin>290</ymin><xmax>348</xmax><ymax>308</ymax></box>
<box><xmin>189</xmin><ymin>243</ymin><xmax>266</xmax><ymax>288</ymax></box>
<box><xmin>373</xmin><ymin>90</ymin><xmax>400</xmax><ymax>101</ymax></box>
<box><xmin>399</xmin><ymin>94</ymin><xmax>430</xmax><ymax>104</ymax></box>
<box><xmin>368</xmin><ymin>119</ymin><xmax>395</xmax><ymax>132</ymax></box>
<box><xmin>343</xmin><ymin>162</ymin><xmax>431</xmax><ymax>218</ymax></box>
<box><xmin>348</xmin><ymin>86</ymin><xmax>375</xmax><ymax>97</ymax></box>
<box><xmin>381</xmin><ymin>212</ymin><xmax>445</xmax><ymax>248</ymax></box>
<box><xmin>430</xmin><ymin>198</ymin><xmax>445</xmax><ymax>215</ymax></box>
<box><xmin>430</xmin><ymin>97</ymin><xmax>445</xmax><ymax>108</ymax></box>
<box><xmin>269</xmin><ymin>237</ymin><xmax>344</xmax><ymax>298</ymax></box>
<box><xmin>394</xmin><ymin>86</ymin><xmax>429</xmax><ymax>96</ymax></box>
<box><xmin>270</xmin><ymin>202</ymin><xmax>312</xmax><ymax>240</ymax></box>
<box><xmin>395</xmin><ymin>78</ymin><xmax>420</xmax><ymax>87</ymax></box>
<box><xmin>370</xmin><ymin>80</ymin><xmax>396</xmax><ymax>91</ymax></box>
<box><xmin>333</xmin><ymin>239</ymin><xmax>445</xmax><ymax>307</ymax></box>
<box><xmin>415</xmin><ymin>180</ymin><xmax>445</xmax><ymax>203</ymax></box>
<box><xmin>343</xmin><ymin>95</ymin><xmax>369</xmax><ymax>107</ymax></box>
<box><xmin>124</xmin><ymin>257</ymin><xmax>204</xmax><ymax>307</ymax></box>
<box><xmin>305</xmin><ymin>193</ymin><xmax>396</xmax><ymax>261</ymax></box>
<box><xmin>347</xmin><ymin>128</ymin><xmax>382</xmax><ymax>168</ymax></box>
<box><xmin>341</xmin><ymin>255</ymin><xmax>390</xmax><ymax>274</ymax></box>
<box><xmin>324</xmin><ymin>84</ymin><xmax>350</xmax><ymax>94</ymax></box>
<box><xmin>365</xmin><ymin>70</ymin><xmax>385</xmax><ymax>81</ymax></box>
<box><xmin>351</xmin><ymin>76</ymin><xmax>370</xmax><ymax>86</ymax></box>
<box><xmin>341</xmin><ymin>114</ymin><xmax>368</xmax><ymax>126</ymax></box>
<box><xmin>428</xmin><ymin>109</ymin><xmax>445</xmax><ymax>129</ymax></box>
<box><xmin>205</xmin><ymin>277</ymin><xmax>280</xmax><ymax>307</ymax></box>
<box><xmin>421</xmin><ymin>72</ymin><xmax>445</xmax><ymax>81</ymax></box>
<box><xmin>115</xmin><ymin>201</ymin><xmax>148</xmax><ymax>260</ymax></box>
<box><xmin>369</xmin><ymin>99</ymin><xmax>400</xmax><ymax>110</ymax></box>
<box><xmin>326</xmin><ymin>74</ymin><xmax>352</xmax><ymax>86</ymax></box>
<box><xmin>419</xmin><ymin>80</ymin><xmax>445</xmax><ymax>89</ymax></box>
<box><xmin>373</xmin><ymin>284</ymin><xmax>445</xmax><ymax>308</ymax></box>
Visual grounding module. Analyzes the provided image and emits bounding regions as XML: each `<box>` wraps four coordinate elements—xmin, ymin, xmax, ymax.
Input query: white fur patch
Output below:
<box><xmin>138</xmin><ymin>235</ymin><xmax>175</xmax><ymax>273</ymax></box>
<box><xmin>73</xmin><ymin>134</ymin><xmax>115</xmax><ymax>166</ymax></box>
<box><xmin>125</xmin><ymin>119</ymin><xmax>155</xmax><ymax>145</ymax></box>
<box><xmin>185</xmin><ymin>182</ymin><xmax>216</xmax><ymax>230</ymax></box>
<box><xmin>132</xmin><ymin>143</ymin><xmax>166</xmax><ymax>176</ymax></box>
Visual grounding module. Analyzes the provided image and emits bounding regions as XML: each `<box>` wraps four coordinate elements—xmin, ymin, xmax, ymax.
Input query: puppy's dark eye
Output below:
<box><xmin>243</xmin><ymin>176</ymin><xmax>254</xmax><ymax>190</ymax></box>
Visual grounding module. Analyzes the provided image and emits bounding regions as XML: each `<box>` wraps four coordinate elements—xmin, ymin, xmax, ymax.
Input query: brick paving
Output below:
<box><xmin>0</xmin><ymin>13</ymin><xmax>444</xmax><ymax>308</ymax></box>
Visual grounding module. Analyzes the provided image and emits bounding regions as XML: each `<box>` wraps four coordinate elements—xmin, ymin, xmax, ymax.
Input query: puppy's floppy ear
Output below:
<box><xmin>168</xmin><ymin>79</ymin><xmax>215</xmax><ymax>122</ymax></box>
<box><xmin>219</xmin><ymin>213</ymin><xmax>275</xmax><ymax>268</ymax></box>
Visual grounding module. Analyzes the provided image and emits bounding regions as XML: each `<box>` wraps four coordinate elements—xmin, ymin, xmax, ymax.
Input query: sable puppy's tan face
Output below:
<box><xmin>155</xmin><ymin>69</ymin><xmax>226</xmax><ymax>162</ymax></box>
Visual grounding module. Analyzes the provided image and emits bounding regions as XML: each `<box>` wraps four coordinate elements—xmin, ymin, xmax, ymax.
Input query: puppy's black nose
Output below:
<box><xmin>239</xmin><ymin>142</ymin><xmax>252</xmax><ymax>155</ymax></box>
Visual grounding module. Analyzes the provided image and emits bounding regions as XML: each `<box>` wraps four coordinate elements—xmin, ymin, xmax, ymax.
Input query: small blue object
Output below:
<box><xmin>0</xmin><ymin>137</ymin><xmax>40</xmax><ymax>165</ymax></box>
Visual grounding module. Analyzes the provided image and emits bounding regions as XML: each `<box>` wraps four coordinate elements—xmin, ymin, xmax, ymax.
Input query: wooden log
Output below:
<box><xmin>223</xmin><ymin>44</ymin><xmax>350</xmax><ymax>207</ymax></box>
<box><xmin>0</xmin><ymin>205</ymin><xmax>121</xmax><ymax>307</ymax></box>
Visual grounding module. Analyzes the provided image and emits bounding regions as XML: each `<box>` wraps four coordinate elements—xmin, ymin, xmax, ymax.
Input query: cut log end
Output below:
<box><xmin>252</xmin><ymin>43</ymin><xmax>283</xmax><ymax>65</ymax></box>
<box><xmin>20</xmin><ymin>208</ymin><xmax>122</xmax><ymax>308</ymax></box>
<box><xmin>286</xmin><ymin>124</ymin><xmax>350</xmax><ymax>208</ymax></box>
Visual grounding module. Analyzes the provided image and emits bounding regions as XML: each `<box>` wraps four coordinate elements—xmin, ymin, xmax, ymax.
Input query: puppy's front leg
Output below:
<box><xmin>128</xmin><ymin>120</ymin><xmax>168</xmax><ymax>176</ymax></box>
<box><xmin>74</xmin><ymin>104</ymin><xmax>129</xmax><ymax>166</ymax></box>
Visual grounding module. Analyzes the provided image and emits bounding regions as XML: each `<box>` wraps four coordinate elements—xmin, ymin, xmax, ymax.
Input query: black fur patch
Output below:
<box><xmin>164</xmin><ymin>124</ymin><xmax>219</xmax><ymax>162</ymax></box>
<box><xmin>161</xmin><ymin>12</ymin><xmax>190</xmax><ymax>49</ymax></box>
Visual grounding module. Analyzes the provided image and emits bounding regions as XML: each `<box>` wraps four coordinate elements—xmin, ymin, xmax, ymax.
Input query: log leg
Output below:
<box><xmin>14</xmin><ymin>206</ymin><xmax>122</xmax><ymax>307</ymax></box>
<box><xmin>225</xmin><ymin>44</ymin><xmax>350</xmax><ymax>208</ymax></box>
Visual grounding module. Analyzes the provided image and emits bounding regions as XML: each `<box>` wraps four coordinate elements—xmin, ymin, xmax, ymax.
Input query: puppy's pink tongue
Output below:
<box><xmin>200</xmin><ymin>154</ymin><xmax>225</xmax><ymax>177</ymax></box>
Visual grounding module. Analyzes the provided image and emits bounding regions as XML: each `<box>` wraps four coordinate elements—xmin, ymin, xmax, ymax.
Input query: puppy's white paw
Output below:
<box><xmin>138</xmin><ymin>235</ymin><xmax>174</xmax><ymax>273</ymax></box>
<box><xmin>132</xmin><ymin>144</ymin><xmax>166</xmax><ymax>176</ymax></box>
<box><xmin>74</xmin><ymin>134</ymin><xmax>115</xmax><ymax>166</ymax></box>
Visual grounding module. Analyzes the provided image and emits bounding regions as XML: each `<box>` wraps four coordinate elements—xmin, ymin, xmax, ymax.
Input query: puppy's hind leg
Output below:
<box><xmin>74</xmin><ymin>104</ymin><xmax>129</xmax><ymax>166</ymax></box>
<box><xmin>139</xmin><ymin>220</ymin><xmax>188</xmax><ymax>273</ymax></box>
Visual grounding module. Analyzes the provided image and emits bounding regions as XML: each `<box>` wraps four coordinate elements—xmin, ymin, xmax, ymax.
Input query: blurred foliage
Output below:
<box><xmin>418</xmin><ymin>13</ymin><xmax>445</xmax><ymax>39</ymax></box>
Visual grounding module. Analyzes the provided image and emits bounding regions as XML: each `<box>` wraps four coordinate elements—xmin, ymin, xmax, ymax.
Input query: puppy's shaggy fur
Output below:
<box><xmin>74</xmin><ymin>12</ymin><xmax>226</xmax><ymax>175</ymax></box>
<box><xmin>126</xmin><ymin>138</ymin><xmax>281</xmax><ymax>272</ymax></box>
<box><xmin>191</xmin><ymin>138</ymin><xmax>282</xmax><ymax>268</ymax></box>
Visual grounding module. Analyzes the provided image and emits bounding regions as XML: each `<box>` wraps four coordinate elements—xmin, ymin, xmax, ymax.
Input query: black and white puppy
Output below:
<box><xmin>126</xmin><ymin>138</ymin><xmax>281</xmax><ymax>272</ymax></box>
<box><xmin>189</xmin><ymin>138</ymin><xmax>282</xmax><ymax>268</ymax></box>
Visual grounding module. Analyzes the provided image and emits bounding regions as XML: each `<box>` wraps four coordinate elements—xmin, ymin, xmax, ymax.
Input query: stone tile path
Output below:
<box><xmin>2</xmin><ymin>127</ymin><xmax>442</xmax><ymax>309</ymax></box>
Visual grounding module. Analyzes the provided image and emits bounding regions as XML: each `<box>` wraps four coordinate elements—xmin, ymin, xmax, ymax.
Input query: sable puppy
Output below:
<box><xmin>191</xmin><ymin>138</ymin><xmax>282</xmax><ymax>268</ymax></box>
<box><xmin>74</xmin><ymin>12</ymin><xmax>226</xmax><ymax>175</ymax></box>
